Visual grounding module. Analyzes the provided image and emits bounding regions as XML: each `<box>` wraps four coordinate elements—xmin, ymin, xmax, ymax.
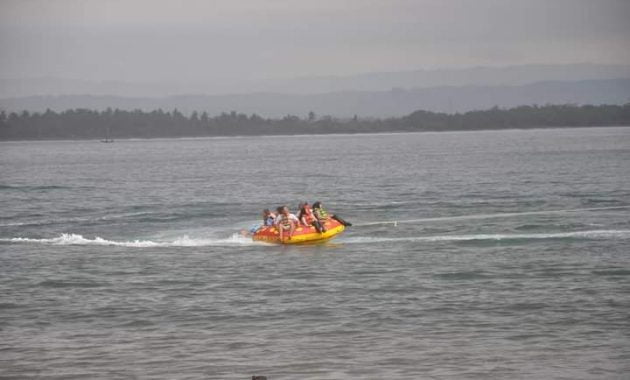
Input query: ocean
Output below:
<box><xmin>1</xmin><ymin>127</ymin><xmax>629</xmax><ymax>379</ymax></box>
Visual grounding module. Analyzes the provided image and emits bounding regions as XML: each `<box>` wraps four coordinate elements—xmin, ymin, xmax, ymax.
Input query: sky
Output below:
<box><xmin>1</xmin><ymin>0</ymin><xmax>629</xmax><ymax>85</ymax></box>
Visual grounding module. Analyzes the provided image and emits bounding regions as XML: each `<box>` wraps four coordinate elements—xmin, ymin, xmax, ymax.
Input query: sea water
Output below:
<box><xmin>1</xmin><ymin>127</ymin><xmax>629</xmax><ymax>379</ymax></box>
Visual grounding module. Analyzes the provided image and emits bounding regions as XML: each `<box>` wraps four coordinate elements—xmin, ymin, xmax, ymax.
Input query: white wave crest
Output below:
<box><xmin>1</xmin><ymin>233</ymin><xmax>261</xmax><ymax>247</ymax></box>
<box><xmin>340</xmin><ymin>229</ymin><xmax>630</xmax><ymax>244</ymax></box>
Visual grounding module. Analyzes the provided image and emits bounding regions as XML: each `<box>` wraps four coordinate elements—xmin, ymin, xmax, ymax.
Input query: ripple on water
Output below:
<box><xmin>2</xmin><ymin>129</ymin><xmax>630</xmax><ymax>378</ymax></box>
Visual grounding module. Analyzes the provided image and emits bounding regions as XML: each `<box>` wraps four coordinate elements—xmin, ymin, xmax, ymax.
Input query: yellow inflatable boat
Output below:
<box><xmin>252</xmin><ymin>219</ymin><xmax>345</xmax><ymax>245</ymax></box>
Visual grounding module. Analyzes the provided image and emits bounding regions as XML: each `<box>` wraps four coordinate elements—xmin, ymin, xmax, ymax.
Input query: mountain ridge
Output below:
<box><xmin>2</xmin><ymin>63</ymin><xmax>630</xmax><ymax>98</ymax></box>
<box><xmin>2</xmin><ymin>78</ymin><xmax>629</xmax><ymax>118</ymax></box>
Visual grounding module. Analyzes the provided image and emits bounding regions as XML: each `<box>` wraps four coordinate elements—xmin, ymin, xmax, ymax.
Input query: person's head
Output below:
<box><xmin>277</xmin><ymin>205</ymin><xmax>289</xmax><ymax>215</ymax></box>
<box><xmin>312</xmin><ymin>201</ymin><xmax>321</xmax><ymax>209</ymax></box>
<box><xmin>263</xmin><ymin>209</ymin><xmax>272</xmax><ymax>217</ymax></box>
<box><xmin>298</xmin><ymin>202</ymin><xmax>305</xmax><ymax>210</ymax></box>
<box><xmin>276</xmin><ymin>206</ymin><xmax>284</xmax><ymax>214</ymax></box>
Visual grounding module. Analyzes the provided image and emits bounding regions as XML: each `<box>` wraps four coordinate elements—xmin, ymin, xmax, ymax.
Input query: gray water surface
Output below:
<box><xmin>1</xmin><ymin>128</ymin><xmax>630</xmax><ymax>379</ymax></box>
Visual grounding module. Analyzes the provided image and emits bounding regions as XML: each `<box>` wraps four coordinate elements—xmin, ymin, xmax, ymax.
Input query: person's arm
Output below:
<box><xmin>286</xmin><ymin>216</ymin><xmax>297</xmax><ymax>239</ymax></box>
<box><xmin>290</xmin><ymin>214</ymin><xmax>300</xmax><ymax>229</ymax></box>
<box><xmin>300</xmin><ymin>213</ymin><xmax>311</xmax><ymax>226</ymax></box>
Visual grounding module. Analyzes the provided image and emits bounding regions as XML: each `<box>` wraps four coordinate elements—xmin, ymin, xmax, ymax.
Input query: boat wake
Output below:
<box><xmin>353</xmin><ymin>206</ymin><xmax>630</xmax><ymax>227</ymax></box>
<box><xmin>2</xmin><ymin>229</ymin><xmax>629</xmax><ymax>248</ymax></box>
<box><xmin>0</xmin><ymin>233</ymin><xmax>262</xmax><ymax>248</ymax></box>
<box><xmin>339</xmin><ymin>229</ymin><xmax>630</xmax><ymax>244</ymax></box>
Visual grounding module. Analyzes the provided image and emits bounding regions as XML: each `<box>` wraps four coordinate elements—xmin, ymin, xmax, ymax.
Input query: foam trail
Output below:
<box><xmin>3</xmin><ymin>229</ymin><xmax>629</xmax><ymax>248</ymax></box>
<box><xmin>354</xmin><ymin>206</ymin><xmax>630</xmax><ymax>227</ymax></box>
<box><xmin>1</xmin><ymin>233</ymin><xmax>265</xmax><ymax>247</ymax></box>
<box><xmin>340</xmin><ymin>229</ymin><xmax>630</xmax><ymax>244</ymax></box>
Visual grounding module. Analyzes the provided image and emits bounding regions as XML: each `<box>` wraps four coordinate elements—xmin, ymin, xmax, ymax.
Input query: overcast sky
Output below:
<box><xmin>1</xmin><ymin>0</ymin><xmax>629</xmax><ymax>84</ymax></box>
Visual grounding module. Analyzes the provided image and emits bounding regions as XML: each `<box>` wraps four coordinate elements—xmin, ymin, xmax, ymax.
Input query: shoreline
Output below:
<box><xmin>1</xmin><ymin>124</ymin><xmax>629</xmax><ymax>143</ymax></box>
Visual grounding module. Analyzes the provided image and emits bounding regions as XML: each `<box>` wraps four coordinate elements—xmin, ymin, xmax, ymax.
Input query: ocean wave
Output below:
<box><xmin>0</xmin><ymin>233</ymin><xmax>262</xmax><ymax>247</ymax></box>
<box><xmin>0</xmin><ymin>221</ymin><xmax>30</xmax><ymax>227</ymax></box>
<box><xmin>0</xmin><ymin>208</ymin><xmax>249</xmax><ymax>229</ymax></box>
<box><xmin>340</xmin><ymin>230</ymin><xmax>630</xmax><ymax>244</ymax></box>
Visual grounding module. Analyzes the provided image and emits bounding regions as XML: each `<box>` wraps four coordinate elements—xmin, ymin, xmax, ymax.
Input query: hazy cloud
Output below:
<box><xmin>1</xmin><ymin>0</ymin><xmax>629</xmax><ymax>85</ymax></box>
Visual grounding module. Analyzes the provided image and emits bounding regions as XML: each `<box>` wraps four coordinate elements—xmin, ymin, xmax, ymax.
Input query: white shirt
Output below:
<box><xmin>274</xmin><ymin>213</ymin><xmax>299</xmax><ymax>225</ymax></box>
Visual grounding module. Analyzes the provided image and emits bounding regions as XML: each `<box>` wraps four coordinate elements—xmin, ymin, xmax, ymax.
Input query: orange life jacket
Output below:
<box><xmin>301</xmin><ymin>205</ymin><xmax>316</xmax><ymax>224</ymax></box>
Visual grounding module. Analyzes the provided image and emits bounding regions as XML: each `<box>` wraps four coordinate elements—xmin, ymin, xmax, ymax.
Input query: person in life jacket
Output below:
<box><xmin>262</xmin><ymin>209</ymin><xmax>276</xmax><ymax>227</ymax></box>
<box><xmin>241</xmin><ymin>209</ymin><xmax>276</xmax><ymax>237</ymax></box>
<box><xmin>312</xmin><ymin>201</ymin><xmax>352</xmax><ymax>227</ymax></box>
<box><xmin>298</xmin><ymin>201</ymin><xmax>325</xmax><ymax>233</ymax></box>
<box><xmin>241</xmin><ymin>209</ymin><xmax>276</xmax><ymax>236</ymax></box>
<box><xmin>274</xmin><ymin>205</ymin><xmax>299</xmax><ymax>241</ymax></box>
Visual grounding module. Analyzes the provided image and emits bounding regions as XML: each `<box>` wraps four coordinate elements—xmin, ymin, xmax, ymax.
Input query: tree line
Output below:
<box><xmin>1</xmin><ymin>103</ymin><xmax>629</xmax><ymax>140</ymax></box>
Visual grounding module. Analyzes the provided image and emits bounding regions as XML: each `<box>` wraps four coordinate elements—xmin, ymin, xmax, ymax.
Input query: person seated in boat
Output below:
<box><xmin>297</xmin><ymin>202</ymin><xmax>317</xmax><ymax>226</ymax></box>
<box><xmin>298</xmin><ymin>201</ymin><xmax>325</xmax><ymax>233</ymax></box>
<box><xmin>296</xmin><ymin>202</ymin><xmax>305</xmax><ymax>220</ymax></box>
<box><xmin>262</xmin><ymin>208</ymin><xmax>276</xmax><ymax>227</ymax></box>
<box><xmin>312</xmin><ymin>201</ymin><xmax>352</xmax><ymax>227</ymax></box>
<box><xmin>275</xmin><ymin>205</ymin><xmax>300</xmax><ymax>240</ymax></box>
<box><xmin>241</xmin><ymin>222</ymin><xmax>261</xmax><ymax>237</ymax></box>
<box><xmin>241</xmin><ymin>208</ymin><xmax>277</xmax><ymax>237</ymax></box>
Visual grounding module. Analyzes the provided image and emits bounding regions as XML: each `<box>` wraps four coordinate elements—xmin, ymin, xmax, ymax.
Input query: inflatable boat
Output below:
<box><xmin>252</xmin><ymin>219</ymin><xmax>345</xmax><ymax>245</ymax></box>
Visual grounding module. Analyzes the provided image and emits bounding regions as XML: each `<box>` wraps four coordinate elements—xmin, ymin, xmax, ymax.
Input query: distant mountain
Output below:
<box><xmin>2</xmin><ymin>63</ymin><xmax>630</xmax><ymax>98</ymax></box>
<box><xmin>270</xmin><ymin>63</ymin><xmax>630</xmax><ymax>94</ymax></box>
<box><xmin>2</xmin><ymin>79</ymin><xmax>629</xmax><ymax>118</ymax></box>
